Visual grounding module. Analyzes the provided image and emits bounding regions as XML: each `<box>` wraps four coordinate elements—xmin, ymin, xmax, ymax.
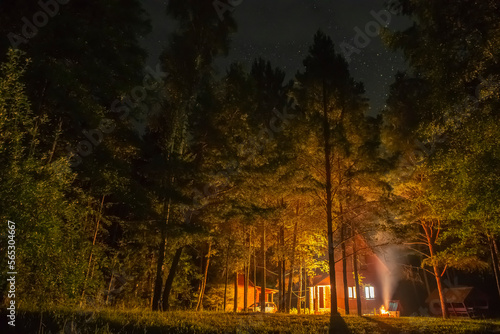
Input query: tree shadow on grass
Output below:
<box><xmin>361</xmin><ymin>316</ymin><xmax>401</xmax><ymax>334</ymax></box>
<box><xmin>329</xmin><ymin>314</ymin><xmax>351</xmax><ymax>334</ymax></box>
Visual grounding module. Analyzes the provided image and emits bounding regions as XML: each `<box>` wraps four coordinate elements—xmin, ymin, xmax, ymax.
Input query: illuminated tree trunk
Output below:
<box><xmin>81</xmin><ymin>195</ymin><xmax>105</xmax><ymax>306</ymax></box>
<box><xmin>260</xmin><ymin>221</ymin><xmax>266</xmax><ymax>313</ymax></box>
<box><xmin>322</xmin><ymin>80</ymin><xmax>339</xmax><ymax>321</ymax></box>
<box><xmin>244</xmin><ymin>261</ymin><xmax>249</xmax><ymax>311</ymax></box>
<box><xmin>105</xmin><ymin>272</ymin><xmax>114</xmax><ymax>305</ymax></box>
<box><xmin>234</xmin><ymin>271</ymin><xmax>238</xmax><ymax>312</ymax></box>
<box><xmin>298</xmin><ymin>261</ymin><xmax>302</xmax><ymax>314</ymax></box>
<box><xmin>224</xmin><ymin>243</ymin><xmax>229</xmax><ymax>311</ymax></box>
<box><xmin>278</xmin><ymin>228</ymin><xmax>283</xmax><ymax>312</ymax></box>
<box><xmin>244</xmin><ymin>231</ymin><xmax>251</xmax><ymax>311</ymax></box>
<box><xmin>304</xmin><ymin>258</ymin><xmax>308</xmax><ymax>313</ymax></box>
<box><xmin>302</xmin><ymin>259</ymin><xmax>309</xmax><ymax>314</ymax></box>
<box><xmin>287</xmin><ymin>216</ymin><xmax>298</xmax><ymax>313</ymax></box>
<box><xmin>352</xmin><ymin>231</ymin><xmax>362</xmax><ymax>316</ymax></box>
<box><xmin>282</xmin><ymin>258</ymin><xmax>286</xmax><ymax>310</ymax></box>
<box><xmin>337</xmin><ymin>155</ymin><xmax>349</xmax><ymax>316</ymax></box>
<box><xmin>279</xmin><ymin>224</ymin><xmax>285</xmax><ymax>311</ymax></box>
<box><xmin>423</xmin><ymin>221</ymin><xmax>448</xmax><ymax>319</ymax></box>
<box><xmin>254</xmin><ymin>242</ymin><xmax>257</xmax><ymax>310</ymax></box>
<box><xmin>433</xmin><ymin>264</ymin><xmax>448</xmax><ymax>319</ymax></box>
<box><xmin>341</xmin><ymin>215</ymin><xmax>349</xmax><ymax>315</ymax></box>
<box><xmin>196</xmin><ymin>241</ymin><xmax>211</xmax><ymax>311</ymax></box>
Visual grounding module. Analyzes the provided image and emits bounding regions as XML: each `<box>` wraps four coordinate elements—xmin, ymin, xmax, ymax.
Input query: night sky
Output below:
<box><xmin>141</xmin><ymin>0</ymin><xmax>411</xmax><ymax>114</ymax></box>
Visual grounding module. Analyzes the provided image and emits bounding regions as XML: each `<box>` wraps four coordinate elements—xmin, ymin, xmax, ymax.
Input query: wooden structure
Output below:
<box><xmin>230</xmin><ymin>274</ymin><xmax>278</xmax><ymax>312</ymax></box>
<box><xmin>309</xmin><ymin>235</ymin><xmax>390</xmax><ymax>315</ymax></box>
<box><xmin>426</xmin><ymin>287</ymin><xmax>489</xmax><ymax>317</ymax></box>
<box><xmin>387</xmin><ymin>299</ymin><xmax>402</xmax><ymax>317</ymax></box>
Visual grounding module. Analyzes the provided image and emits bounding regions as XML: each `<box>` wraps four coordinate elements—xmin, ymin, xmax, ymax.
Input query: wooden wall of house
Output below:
<box><xmin>308</xmin><ymin>242</ymin><xmax>387</xmax><ymax>315</ymax></box>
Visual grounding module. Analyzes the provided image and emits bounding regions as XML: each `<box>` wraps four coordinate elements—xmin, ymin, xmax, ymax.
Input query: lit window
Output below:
<box><xmin>365</xmin><ymin>286</ymin><xmax>375</xmax><ymax>299</ymax></box>
<box><xmin>348</xmin><ymin>287</ymin><xmax>356</xmax><ymax>299</ymax></box>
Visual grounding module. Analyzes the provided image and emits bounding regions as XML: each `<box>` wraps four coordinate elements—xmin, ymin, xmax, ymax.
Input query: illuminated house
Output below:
<box><xmin>229</xmin><ymin>273</ymin><xmax>278</xmax><ymax>311</ymax></box>
<box><xmin>309</xmin><ymin>235</ymin><xmax>390</xmax><ymax>315</ymax></box>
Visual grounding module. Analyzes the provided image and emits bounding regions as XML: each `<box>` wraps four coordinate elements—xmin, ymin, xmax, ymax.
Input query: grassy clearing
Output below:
<box><xmin>4</xmin><ymin>308</ymin><xmax>500</xmax><ymax>333</ymax></box>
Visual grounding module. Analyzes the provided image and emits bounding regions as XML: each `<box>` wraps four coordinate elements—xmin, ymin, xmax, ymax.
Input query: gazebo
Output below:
<box><xmin>426</xmin><ymin>287</ymin><xmax>489</xmax><ymax>317</ymax></box>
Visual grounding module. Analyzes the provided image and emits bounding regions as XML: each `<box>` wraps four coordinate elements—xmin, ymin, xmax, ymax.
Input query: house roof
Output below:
<box><xmin>312</xmin><ymin>273</ymin><xmax>331</xmax><ymax>286</ymax></box>
<box><xmin>355</xmin><ymin>234</ymin><xmax>390</xmax><ymax>274</ymax></box>
<box><xmin>237</xmin><ymin>274</ymin><xmax>278</xmax><ymax>293</ymax></box>
<box><xmin>237</xmin><ymin>274</ymin><xmax>255</xmax><ymax>287</ymax></box>
<box><xmin>425</xmin><ymin>287</ymin><xmax>488</xmax><ymax>303</ymax></box>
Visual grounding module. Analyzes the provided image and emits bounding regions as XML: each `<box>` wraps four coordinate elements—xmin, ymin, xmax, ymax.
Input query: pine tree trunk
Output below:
<box><xmin>298</xmin><ymin>261</ymin><xmax>302</xmax><ymax>314</ymax></box>
<box><xmin>234</xmin><ymin>271</ymin><xmax>238</xmax><ymax>312</ymax></box>
<box><xmin>224</xmin><ymin>243</ymin><xmax>229</xmax><ymax>311</ymax></box>
<box><xmin>196</xmin><ymin>241</ymin><xmax>211</xmax><ymax>311</ymax></box>
<box><xmin>81</xmin><ymin>195</ymin><xmax>106</xmax><ymax>306</ymax></box>
<box><xmin>152</xmin><ymin>235</ymin><xmax>166</xmax><ymax>311</ymax></box>
<box><xmin>105</xmin><ymin>272</ymin><xmax>114</xmax><ymax>305</ymax></box>
<box><xmin>279</xmin><ymin>225</ymin><xmax>285</xmax><ymax>312</ymax></box>
<box><xmin>493</xmin><ymin>237</ymin><xmax>500</xmax><ymax>280</ymax></box>
<box><xmin>322</xmin><ymin>79</ymin><xmax>339</xmax><ymax>327</ymax></box>
<box><xmin>244</xmin><ymin>262</ymin><xmax>248</xmax><ymax>311</ymax></box>
<box><xmin>260</xmin><ymin>221</ymin><xmax>266</xmax><ymax>313</ymax></box>
<box><xmin>253</xmin><ymin>242</ymin><xmax>257</xmax><ymax>310</ymax></box>
<box><xmin>287</xmin><ymin>218</ymin><xmax>298</xmax><ymax>313</ymax></box>
<box><xmin>489</xmin><ymin>235</ymin><xmax>500</xmax><ymax>298</ymax></box>
<box><xmin>281</xmin><ymin>230</ymin><xmax>286</xmax><ymax>312</ymax></box>
<box><xmin>337</xmin><ymin>157</ymin><xmax>349</xmax><ymax>316</ymax></box>
<box><xmin>244</xmin><ymin>232</ymin><xmax>249</xmax><ymax>311</ymax></box>
<box><xmin>341</xmin><ymin>220</ymin><xmax>349</xmax><ymax>315</ymax></box>
<box><xmin>304</xmin><ymin>260</ymin><xmax>309</xmax><ymax>313</ymax></box>
<box><xmin>352</xmin><ymin>232</ymin><xmax>362</xmax><ymax>316</ymax></box>
<box><xmin>162</xmin><ymin>246</ymin><xmax>183</xmax><ymax>311</ymax></box>
<box><xmin>153</xmin><ymin>195</ymin><xmax>172</xmax><ymax>311</ymax></box>
<box><xmin>278</xmin><ymin>230</ymin><xmax>283</xmax><ymax>312</ymax></box>
<box><xmin>150</xmin><ymin>258</ymin><xmax>156</xmax><ymax>308</ymax></box>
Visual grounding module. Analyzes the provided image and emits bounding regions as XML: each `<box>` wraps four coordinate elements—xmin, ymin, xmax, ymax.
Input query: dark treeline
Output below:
<box><xmin>0</xmin><ymin>0</ymin><xmax>499</xmax><ymax>323</ymax></box>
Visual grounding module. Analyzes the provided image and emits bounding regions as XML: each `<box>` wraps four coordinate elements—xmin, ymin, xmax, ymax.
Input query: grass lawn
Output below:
<box><xmin>4</xmin><ymin>308</ymin><xmax>500</xmax><ymax>333</ymax></box>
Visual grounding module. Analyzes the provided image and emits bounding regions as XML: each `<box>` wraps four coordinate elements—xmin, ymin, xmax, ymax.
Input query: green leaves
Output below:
<box><xmin>383</xmin><ymin>0</ymin><xmax>500</xmax><ymax>285</ymax></box>
<box><xmin>0</xmin><ymin>49</ymin><xmax>32</xmax><ymax>162</ymax></box>
<box><xmin>0</xmin><ymin>50</ymin><xmax>92</xmax><ymax>307</ymax></box>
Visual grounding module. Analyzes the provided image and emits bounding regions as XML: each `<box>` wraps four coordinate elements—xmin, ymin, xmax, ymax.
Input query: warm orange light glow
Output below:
<box><xmin>380</xmin><ymin>305</ymin><xmax>389</xmax><ymax>315</ymax></box>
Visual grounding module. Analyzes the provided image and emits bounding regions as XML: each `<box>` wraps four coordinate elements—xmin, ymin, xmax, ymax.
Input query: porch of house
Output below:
<box><xmin>308</xmin><ymin>284</ymin><xmax>380</xmax><ymax>315</ymax></box>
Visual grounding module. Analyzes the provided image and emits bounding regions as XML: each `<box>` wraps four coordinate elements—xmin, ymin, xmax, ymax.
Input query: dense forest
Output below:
<box><xmin>0</xmin><ymin>0</ymin><xmax>499</xmax><ymax>330</ymax></box>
